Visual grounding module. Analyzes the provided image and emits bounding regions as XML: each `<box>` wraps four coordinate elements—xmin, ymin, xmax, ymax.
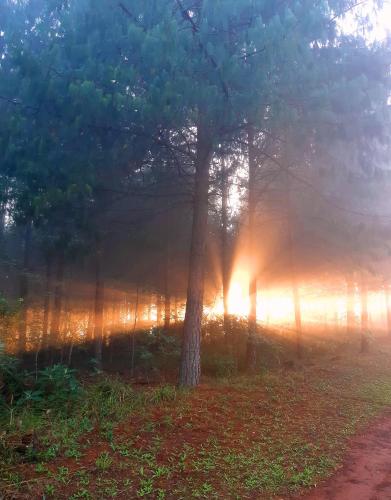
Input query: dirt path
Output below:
<box><xmin>304</xmin><ymin>410</ymin><xmax>391</xmax><ymax>500</ymax></box>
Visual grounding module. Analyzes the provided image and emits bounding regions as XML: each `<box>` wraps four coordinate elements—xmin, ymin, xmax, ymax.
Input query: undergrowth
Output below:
<box><xmin>2</xmin><ymin>330</ymin><xmax>391</xmax><ymax>499</ymax></box>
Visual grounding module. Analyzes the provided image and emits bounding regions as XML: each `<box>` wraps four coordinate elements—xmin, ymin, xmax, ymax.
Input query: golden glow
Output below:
<box><xmin>3</xmin><ymin>267</ymin><xmax>390</xmax><ymax>356</ymax></box>
<box><xmin>207</xmin><ymin>263</ymin><xmax>390</xmax><ymax>331</ymax></box>
<box><xmin>227</xmin><ymin>269</ymin><xmax>250</xmax><ymax>317</ymax></box>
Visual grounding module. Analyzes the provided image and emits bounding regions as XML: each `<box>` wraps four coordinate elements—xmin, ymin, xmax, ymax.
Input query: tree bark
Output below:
<box><xmin>221</xmin><ymin>159</ymin><xmax>230</xmax><ymax>337</ymax></box>
<box><xmin>18</xmin><ymin>222</ymin><xmax>32</xmax><ymax>353</ymax></box>
<box><xmin>246</xmin><ymin>125</ymin><xmax>258</xmax><ymax>372</ymax></box>
<box><xmin>360</xmin><ymin>275</ymin><xmax>369</xmax><ymax>353</ymax></box>
<box><xmin>93</xmin><ymin>247</ymin><xmax>105</xmax><ymax>370</ymax></box>
<box><xmin>179</xmin><ymin>121</ymin><xmax>212</xmax><ymax>387</ymax></box>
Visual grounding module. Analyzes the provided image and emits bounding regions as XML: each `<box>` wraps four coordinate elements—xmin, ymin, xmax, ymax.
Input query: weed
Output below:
<box><xmin>192</xmin><ymin>482</ymin><xmax>215</xmax><ymax>498</ymax></box>
<box><xmin>152</xmin><ymin>465</ymin><xmax>170</xmax><ymax>478</ymax></box>
<box><xmin>137</xmin><ymin>478</ymin><xmax>154</xmax><ymax>497</ymax></box>
<box><xmin>44</xmin><ymin>483</ymin><xmax>56</xmax><ymax>497</ymax></box>
<box><xmin>69</xmin><ymin>488</ymin><xmax>92</xmax><ymax>499</ymax></box>
<box><xmin>76</xmin><ymin>470</ymin><xmax>90</xmax><ymax>487</ymax></box>
<box><xmin>143</xmin><ymin>420</ymin><xmax>155</xmax><ymax>433</ymax></box>
<box><xmin>102</xmin><ymin>479</ymin><xmax>119</xmax><ymax>497</ymax></box>
<box><xmin>95</xmin><ymin>451</ymin><xmax>112</xmax><ymax>471</ymax></box>
<box><xmin>149</xmin><ymin>385</ymin><xmax>176</xmax><ymax>404</ymax></box>
<box><xmin>162</xmin><ymin>415</ymin><xmax>173</xmax><ymax>428</ymax></box>
<box><xmin>64</xmin><ymin>447</ymin><xmax>82</xmax><ymax>459</ymax></box>
<box><xmin>56</xmin><ymin>466</ymin><xmax>70</xmax><ymax>484</ymax></box>
<box><xmin>35</xmin><ymin>462</ymin><xmax>48</xmax><ymax>474</ymax></box>
<box><xmin>40</xmin><ymin>443</ymin><xmax>60</xmax><ymax>461</ymax></box>
<box><xmin>290</xmin><ymin>466</ymin><xmax>317</xmax><ymax>487</ymax></box>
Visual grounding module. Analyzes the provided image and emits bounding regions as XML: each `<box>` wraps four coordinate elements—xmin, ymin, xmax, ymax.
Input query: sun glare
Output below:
<box><xmin>207</xmin><ymin>262</ymin><xmax>390</xmax><ymax>332</ymax></box>
<box><xmin>228</xmin><ymin>270</ymin><xmax>250</xmax><ymax>317</ymax></box>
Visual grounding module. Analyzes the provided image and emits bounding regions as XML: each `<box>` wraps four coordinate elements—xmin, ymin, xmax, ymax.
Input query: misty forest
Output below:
<box><xmin>1</xmin><ymin>1</ymin><xmax>391</xmax><ymax>499</ymax></box>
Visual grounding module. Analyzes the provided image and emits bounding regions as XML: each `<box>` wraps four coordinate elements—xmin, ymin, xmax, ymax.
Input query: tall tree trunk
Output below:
<box><xmin>360</xmin><ymin>275</ymin><xmax>369</xmax><ymax>353</ymax></box>
<box><xmin>156</xmin><ymin>294</ymin><xmax>162</xmax><ymax>325</ymax></box>
<box><xmin>147</xmin><ymin>295</ymin><xmax>152</xmax><ymax>322</ymax></box>
<box><xmin>164</xmin><ymin>243</ymin><xmax>171</xmax><ymax>332</ymax></box>
<box><xmin>246</xmin><ymin>126</ymin><xmax>258</xmax><ymax>372</ymax></box>
<box><xmin>283</xmin><ymin>133</ymin><xmax>302</xmax><ymax>358</ymax></box>
<box><xmin>93</xmin><ymin>247</ymin><xmax>105</xmax><ymax>370</ymax></box>
<box><xmin>221</xmin><ymin>159</ymin><xmax>230</xmax><ymax>337</ymax></box>
<box><xmin>346</xmin><ymin>276</ymin><xmax>355</xmax><ymax>334</ymax></box>
<box><xmin>86</xmin><ymin>306</ymin><xmax>94</xmax><ymax>340</ymax></box>
<box><xmin>0</xmin><ymin>198</ymin><xmax>6</xmax><ymax>250</ymax></box>
<box><xmin>385</xmin><ymin>283</ymin><xmax>391</xmax><ymax>336</ymax></box>
<box><xmin>174</xmin><ymin>297</ymin><xmax>178</xmax><ymax>323</ymax></box>
<box><xmin>18</xmin><ymin>222</ymin><xmax>32</xmax><ymax>353</ymax></box>
<box><xmin>49</xmin><ymin>251</ymin><xmax>65</xmax><ymax>355</ymax></box>
<box><xmin>42</xmin><ymin>254</ymin><xmax>53</xmax><ymax>351</ymax></box>
<box><xmin>130</xmin><ymin>285</ymin><xmax>139</xmax><ymax>377</ymax></box>
<box><xmin>179</xmin><ymin>121</ymin><xmax>212</xmax><ymax>387</ymax></box>
<box><xmin>287</xmin><ymin>207</ymin><xmax>302</xmax><ymax>358</ymax></box>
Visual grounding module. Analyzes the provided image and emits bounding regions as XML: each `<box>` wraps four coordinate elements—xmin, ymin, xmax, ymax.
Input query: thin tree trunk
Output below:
<box><xmin>346</xmin><ymin>276</ymin><xmax>355</xmax><ymax>334</ymax></box>
<box><xmin>42</xmin><ymin>255</ymin><xmax>53</xmax><ymax>352</ymax></box>
<box><xmin>179</xmin><ymin>121</ymin><xmax>212</xmax><ymax>387</ymax></box>
<box><xmin>164</xmin><ymin>243</ymin><xmax>171</xmax><ymax>332</ymax></box>
<box><xmin>86</xmin><ymin>307</ymin><xmax>94</xmax><ymax>340</ymax></box>
<box><xmin>18</xmin><ymin>222</ymin><xmax>32</xmax><ymax>353</ymax></box>
<box><xmin>131</xmin><ymin>285</ymin><xmax>139</xmax><ymax>377</ymax></box>
<box><xmin>164</xmin><ymin>293</ymin><xmax>171</xmax><ymax>331</ymax></box>
<box><xmin>287</xmin><ymin>206</ymin><xmax>302</xmax><ymax>358</ymax></box>
<box><xmin>49</xmin><ymin>251</ymin><xmax>65</xmax><ymax>358</ymax></box>
<box><xmin>93</xmin><ymin>247</ymin><xmax>105</xmax><ymax>370</ymax></box>
<box><xmin>147</xmin><ymin>295</ymin><xmax>152</xmax><ymax>322</ymax></box>
<box><xmin>221</xmin><ymin>159</ymin><xmax>230</xmax><ymax>338</ymax></box>
<box><xmin>360</xmin><ymin>275</ymin><xmax>369</xmax><ymax>353</ymax></box>
<box><xmin>68</xmin><ymin>342</ymin><xmax>74</xmax><ymax>367</ymax></box>
<box><xmin>0</xmin><ymin>198</ymin><xmax>6</xmax><ymax>249</ymax></box>
<box><xmin>246</xmin><ymin>125</ymin><xmax>258</xmax><ymax>372</ymax></box>
<box><xmin>174</xmin><ymin>297</ymin><xmax>178</xmax><ymax>323</ymax></box>
<box><xmin>156</xmin><ymin>294</ymin><xmax>162</xmax><ymax>326</ymax></box>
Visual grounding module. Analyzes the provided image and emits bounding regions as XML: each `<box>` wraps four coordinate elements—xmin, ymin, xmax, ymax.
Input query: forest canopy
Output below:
<box><xmin>0</xmin><ymin>0</ymin><xmax>390</xmax><ymax>387</ymax></box>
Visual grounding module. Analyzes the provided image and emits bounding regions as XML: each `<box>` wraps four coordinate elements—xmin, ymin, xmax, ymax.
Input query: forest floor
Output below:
<box><xmin>303</xmin><ymin>408</ymin><xmax>391</xmax><ymax>500</ymax></box>
<box><xmin>2</xmin><ymin>339</ymin><xmax>391</xmax><ymax>499</ymax></box>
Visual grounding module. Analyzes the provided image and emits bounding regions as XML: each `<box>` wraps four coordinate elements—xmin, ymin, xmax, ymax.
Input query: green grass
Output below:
<box><xmin>2</xmin><ymin>342</ymin><xmax>391</xmax><ymax>498</ymax></box>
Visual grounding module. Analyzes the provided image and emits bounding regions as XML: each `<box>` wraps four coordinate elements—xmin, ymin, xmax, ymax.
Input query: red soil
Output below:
<box><xmin>304</xmin><ymin>410</ymin><xmax>391</xmax><ymax>500</ymax></box>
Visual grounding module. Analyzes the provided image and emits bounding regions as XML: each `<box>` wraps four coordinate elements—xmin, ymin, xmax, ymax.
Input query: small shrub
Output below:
<box><xmin>83</xmin><ymin>375</ymin><xmax>139</xmax><ymax>422</ymax></box>
<box><xmin>1</xmin><ymin>350</ymin><xmax>81</xmax><ymax>418</ymax></box>
<box><xmin>35</xmin><ymin>365</ymin><xmax>80</xmax><ymax>409</ymax></box>
<box><xmin>202</xmin><ymin>353</ymin><xmax>237</xmax><ymax>378</ymax></box>
<box><xmin>149</xmin><ymin>385</ymin><xmax>176</xmax><ymax>404</ymax></box>
<box><xmin>0</xmin><ymin>343</ymin><xmax>26</xmax><ymax>404</ymax></box>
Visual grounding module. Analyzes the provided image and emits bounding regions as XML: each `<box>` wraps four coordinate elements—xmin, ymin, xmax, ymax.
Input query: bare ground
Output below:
<box><xmin>304</xmin><ymin>410</ymin><xmax>391</xmax><ymax>500</ymax></box>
